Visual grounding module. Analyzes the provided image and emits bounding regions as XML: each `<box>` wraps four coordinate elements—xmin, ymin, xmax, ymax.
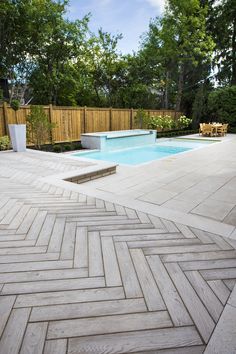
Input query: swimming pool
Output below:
<box><xmin>72</xmin><ymin>138</ymin><xmax>217</xmax><ymax>166</ymax></box>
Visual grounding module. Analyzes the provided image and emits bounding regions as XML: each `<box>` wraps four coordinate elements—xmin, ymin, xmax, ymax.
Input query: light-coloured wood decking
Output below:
<box><xmin>0</xmin><ymin>151</ymin><xmax>236</xmax><ymax>353</ymax></box>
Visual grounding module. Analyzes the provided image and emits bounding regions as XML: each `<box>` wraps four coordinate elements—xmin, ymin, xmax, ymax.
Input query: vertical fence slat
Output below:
<box><xmin>49</xmin><ymin>104</ymin><xmax>53</xmax><ymax>143</ymax></box>
<box><xmin>109</xmin><ymin>108</ymin><xmax>112</xmax><ymax>131</ymax></box>
<box><xmin>3</xmin><ymin>102</ymin><xmax>9</xmax><ymax>136</ymax></box>
<box><xmin>130</xmin><ymin>108</ymin><xmax>133</xmax><ymax>129</ymax></box>
<box><xmin>82</xmin><ymin>106</ymin><xmax>86</xmax><ymax>134</ymax></box>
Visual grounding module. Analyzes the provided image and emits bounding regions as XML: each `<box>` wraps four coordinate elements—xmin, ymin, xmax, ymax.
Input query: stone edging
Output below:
<box><xmin>65</xmin><ymin>166</ymin><xmax>116</xmax><ymax>184</ymax></box>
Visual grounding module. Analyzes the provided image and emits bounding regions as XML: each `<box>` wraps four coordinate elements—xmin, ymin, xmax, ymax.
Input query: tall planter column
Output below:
<box><xmin>8</xmin><ymin>124</ymin><xmax>26</xmax><ymax>152</ymax></box>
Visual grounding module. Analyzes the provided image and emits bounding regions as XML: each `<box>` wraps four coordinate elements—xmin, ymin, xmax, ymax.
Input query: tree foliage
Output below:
<box><xmin>208</xmin><ymin>86</ymin><xmax>236</xmax><ymax>125</ymax></box>
<box><xmin>0</xmin><ymin>0</ymin><xmax>235</xmax><ymax>121</ymax></box>
<box><xmin>141</xmin><ymin>0</ymin><xmax>214</xmax><ymax>111</ymax></box>
<box><xmin>208</xmin><ymin>0</ymin><xmax>236</xmax><ymax>85</ymax></box>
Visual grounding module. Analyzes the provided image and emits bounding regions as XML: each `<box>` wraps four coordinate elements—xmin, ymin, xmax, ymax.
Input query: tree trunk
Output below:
<box><xmin>175</xmin><ymin>63</ymin><xmax>184</xmax><ymax>111</ymax></box>
<box><xmin>53</xmin><ymin>87</ymin><xmax>57</xmax><ymax>106</ymax></box>
<box><xmin>0</xmin><ymin>79</ymin><xmax>10</xmax><ymax>101</ymax></box>
<box><xmin>47</xmin><ymin>62</ymin><xmax>54</xmax><ymax>104</ymax></box>
<box><xmin>164</xmin><ymin>70</ymin><xmax>169</xmax><ymax>109</ymax></box>
<box><xmin>231</xmin><ymin>17</ymin><xmax>236</xmax><ymax>85</ymax></box>
<box><xmin>94</xmin><ymin>85</ymin><xmax>101</xmax><ymax>106</ymax></box>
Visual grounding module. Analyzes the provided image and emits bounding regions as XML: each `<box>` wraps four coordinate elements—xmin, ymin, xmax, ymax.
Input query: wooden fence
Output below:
<box><xmin>0</xmin><ymin>103</ymin><xmax>182</xmax><ymax>144</ymax></box>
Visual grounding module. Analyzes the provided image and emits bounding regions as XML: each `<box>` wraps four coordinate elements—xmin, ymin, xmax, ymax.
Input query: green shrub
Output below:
<box><xmin>208</xmin><ymin>86</ymin><xmax>236</xmax><ymax>126</ymax></box>
<box><xmin>134</xmin><ymin>109</ymin><xmax>149</xmax><ymax>128</ymax></box>
<box><xmin>71</xmin><ymin>142</ymin><xmax>82</xmax><ymax>150</ymax></box>
<box><xmin>52</xmin><ymin>145</ymin><xmax>62</xmax><ymax>153</ymax></box>
<box><xmin>0</xmin><ymin>136</ymin><xmax>11</xmax><ymax>150</ymax></box>
<box><xmin>134</xmin><ymin>110</ymin><xmax>193</xmax><ymax>132</ymax></box>
<box><xmin>10</xmin><ymin>99</ymin><xmax>20</xmax><ymax>111</ymax></box>
<box><xmin>176</xmin><ymin>116</ymin><xmax>192</xmax><ymax>129</ymax></box>
<box><xmin>63</xmin><ymin>144</ymin><xmax>72</xmax><ymax>151</ymax></box>
<box><xmin>27</xmin><ymin>105</ymin><xmax>56</xmax><ymax>149</ymax></box>
<box><xmin>147</xmin><ymin>115</ymin><xmax>175</xmax><ymax>131</ymax></box>
<box><xmin>156</xmin><ymin>129</ymin><xmax>198</xmax><ymax>139</ymax></box>
<box><xmin>10</xmin><ymin>99</ymin><xmax>21</xmax><ymax>124</ymax></box>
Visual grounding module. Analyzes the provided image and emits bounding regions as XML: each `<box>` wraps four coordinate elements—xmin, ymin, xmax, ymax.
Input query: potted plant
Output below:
<box><xmin>8</xmin><ymin>99</ymin><xmax>26</xmax><ymax>152</ymax></box>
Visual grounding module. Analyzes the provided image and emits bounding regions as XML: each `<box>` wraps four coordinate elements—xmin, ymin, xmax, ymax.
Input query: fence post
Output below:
<box><xmin>130</xmin><ymin>108</ymin><xmax>133</xmax><ymax>129</ymax></box>
<box><xmin>3</xmin><ymin>102</ymin><xmax>9</xmax><ymax>136</ymax></box>
<box><xmin>109</xmin><ymin>107</ymin><xmax>112</xmax><ymax>131</ymax></box>
<box><xmin>83</xmin><ymin>106</ymin><xmax>87</xmax><ymax>133</ymax></box>
<box><xmin>49</xmin><ymin>104</ymin><xmax>54</xmax><ymax>143</ymax></box>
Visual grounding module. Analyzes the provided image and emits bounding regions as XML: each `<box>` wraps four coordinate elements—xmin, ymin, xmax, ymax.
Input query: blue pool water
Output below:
<box><xmin>72</xmin><ymin>138</ymin><xmax>217</xmax><ymax>166</ymax></box>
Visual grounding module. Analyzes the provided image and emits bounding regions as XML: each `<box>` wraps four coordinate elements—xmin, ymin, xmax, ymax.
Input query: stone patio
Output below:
<box><xmin>0</xmin><ymin>135</ymin><xmax>236</xmax><ymax>354</ymax></box>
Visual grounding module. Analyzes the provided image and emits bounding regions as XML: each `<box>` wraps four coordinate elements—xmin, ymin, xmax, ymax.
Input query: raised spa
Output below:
<box><xmin>81</xmin><ymin>130</ymin><xmax>157</xmax><ymax>151</ymax></box>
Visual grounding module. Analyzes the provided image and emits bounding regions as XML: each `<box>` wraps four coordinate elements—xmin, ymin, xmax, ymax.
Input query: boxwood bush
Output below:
<box><xmin>157</xmin><ymin>129</ymin><xmax>198</xmax><ymax>138</ymax></box>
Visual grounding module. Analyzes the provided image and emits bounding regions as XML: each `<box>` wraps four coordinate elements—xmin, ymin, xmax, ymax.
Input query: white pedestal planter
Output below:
<box><xmin>8</xmin><ymin>124</ymin><xmax>26</xmax><ymax>152</ymax></box>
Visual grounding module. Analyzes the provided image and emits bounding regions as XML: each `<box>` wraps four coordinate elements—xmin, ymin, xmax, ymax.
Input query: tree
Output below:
<box><xmin>141</xmin><ymin>16</ymin><xmax>179</xmax><ymax>109</ymax></box>
<box><xmin>191</xmin><ymin>82</ymin><xmax>210</xmax><ymax>127</ymax></box>
<box><xmin>0</xmin><ymin>0</ymin><xmax>30</xmax><ymax>101</ymax></box>
<box><xmin>141</xmin><ymin>0</ymin><xmax>215</xmax><ymax>111</ymax></box>
<box><xmin>111</xmin><ymin>53</ymin><xmax>161</xmax><ymax>109</ymax></box>
<box><xmin>0</xmin><ymin>0</ymin><xmax>19</xmax><ymax>79</ymax></box>
<box><xmin>29</xmin><ymin>7</ymin><xmax>90</xmax><ymax>105</ymax></box>
<box><xmin>166</xmin><ymin>0</ymin><xmax>215</xmax><ymax>111</ymax></box>
<box><xmin>0</xmin><ymin>0</ymin><xmax>220</xmax><ymax>113</ymax></box>
<box><xmin>0</xmin><ymin>0</ymin><xmax>72</xmax><ymax>102</ymax></box>
<box><xmin>0</xmin><ymin>0</ymin><xmax>90</xmax><ymax>104</ymax></box>
<box><xmin>207</xmin><ymin>0</ymin><xmax>236</xmax><ymax>85</ymax></box>
<box><xmin>208</xmin><ymin>85</ymin><xmax>236</xmax><ymax>125</ymax></box>
<box><xmin>75</xmin><ymin>29</ymin><xmax>125</xmax><ymax>107</ymax></box>
<box><xmin>27</xmin><ymin>105</ymin><xmax>55</xmax><ymax>148</ymax></box>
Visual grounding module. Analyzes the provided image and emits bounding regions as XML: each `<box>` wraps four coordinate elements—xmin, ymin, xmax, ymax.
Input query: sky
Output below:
<box><xmin>67</xmin><ymin>0</ymin><xmax>165</xmax><ymax>54</ymax></box>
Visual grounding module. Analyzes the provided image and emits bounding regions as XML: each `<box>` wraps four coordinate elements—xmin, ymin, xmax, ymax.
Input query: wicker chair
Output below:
<box><xmin>216</xmin><ymin>123</ymin><xmax>228</xmax><ymax>136</ymax></box>
<box><xmin>223</xmin><ymin>123</ymin><xmax>228</xmax><ymax>135</ymax></box>
<box><xmin>199</xmin><ymin>123</ymin><xmax>204</xmax><ymax>135</ymax></box>
<box><xmin>202</xmin><ymin>124</ymin><xmax>214</xmax><ymax>137</ymax></box>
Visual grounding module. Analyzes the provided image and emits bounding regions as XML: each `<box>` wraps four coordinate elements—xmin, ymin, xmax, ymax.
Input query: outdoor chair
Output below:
<box><xmin>223</xmin><ymin>123</ymin><xmax>228</xmax><ymax>135</ymax></box>
<box><xmin>216</xmin><ymin>125</ymin><xmax>224</xmax><ymax>136</ymax></box>
<box><xmin>202</xmin><ymin>124</ymin><xmax>214</xmax><ymax>137</ymax></box>
<box><xmin>199</xmin><ymin>123</ymin><xmax>205</xmax><ymax>135</ymax></box>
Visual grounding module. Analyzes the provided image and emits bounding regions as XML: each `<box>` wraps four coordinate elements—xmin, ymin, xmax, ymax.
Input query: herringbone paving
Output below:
<box><xmin>0</xmin><ymin>151</ymin><xmax>236</xmax><ymax>353</ymax></box>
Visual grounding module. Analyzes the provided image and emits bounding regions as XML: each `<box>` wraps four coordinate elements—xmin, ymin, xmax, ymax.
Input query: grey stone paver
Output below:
<box><xmin>162</xmin><ymin>198</ymin><xmax>200</xmax><ymax>213</ymax></box>
<box><xmin>228</xmin><ymin>284</ymin><xmax>236</xmax><ymax>307</ymax></box>
<box><xmin>0</xmin><ymin>144</ymin><xmax>236</xmax><ymax>353</ymax></box>
<box><xmin>204</xmin><ymin>304</ymin><xmax>236</xmax><ymax>354</ymax></box>
<box><xmin>139</xmin><ymin>188</ymin><xmax>178</xmax><ymax>204</ymax></box>
<box><xmin>191</xmin><ymin>198</ymin><xmax>235</xmax><ymax>221</ymax></box>
<box><xmin>224</xmin><ymin>206</ymin><xmax>236</xmax><ymax>226</ymax></box>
